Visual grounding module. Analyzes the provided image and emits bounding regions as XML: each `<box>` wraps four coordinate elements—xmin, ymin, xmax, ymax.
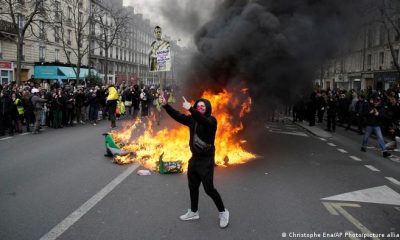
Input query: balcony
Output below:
<box><xmin>0</xmin><ymin>20</ymin><xmax>18</xmax><ymax>36</ymax></box>
<box><xmin>66</xmin><ymin>19</ymin><xmax>72</xmax><ymax>27</ymax></box>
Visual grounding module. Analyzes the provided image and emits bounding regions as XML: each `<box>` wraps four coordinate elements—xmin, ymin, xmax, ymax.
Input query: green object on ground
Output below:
<box><xmin>105</xmin><ymin>133</ymin><xmax>120</xmax><ymax>149</ymax></box>
<box><xmin>158</xmin><ymin>152</ymin><xmax>182</xmax><ymax>174</ymax></box>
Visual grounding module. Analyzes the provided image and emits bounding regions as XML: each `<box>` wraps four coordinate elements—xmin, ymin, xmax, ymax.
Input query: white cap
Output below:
<box><xmin>31</xmin><ymin>88</ymin><xmax>39</xmax><ymax>94</ymax></box>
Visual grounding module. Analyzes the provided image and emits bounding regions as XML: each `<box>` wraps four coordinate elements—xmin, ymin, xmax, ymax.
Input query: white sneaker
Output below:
<box><xmin>219</xmin><ymin>209</ymin><xmax>229</xmax><ymax>228</ymax></box>
<box><xmin>179</xmin><ymin>209</ymin><xmax>199</xmax><ymax>221</ymax></box>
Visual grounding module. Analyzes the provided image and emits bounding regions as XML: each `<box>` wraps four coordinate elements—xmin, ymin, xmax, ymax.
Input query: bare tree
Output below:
<box><xmin>0</xmin><ymin>0</ymin><xmax>43</xmax><ymax>84</ymax></box>
<box><xmin>91</xmin><ymin>3</ymin><xmax>130</xmax><ymax>83</ymax></box>
<box><xmin>379</xmin><ymin>0</ymin><xmax>400</xmax><ymax>74</ymax></box>
<box><xmin>46</xmin><ymin>0</ymin><xmax>92</xmax><ymax>82</ymax></box>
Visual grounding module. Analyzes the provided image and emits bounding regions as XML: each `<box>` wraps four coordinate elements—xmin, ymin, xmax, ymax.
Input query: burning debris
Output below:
<box><xmin>107</xmin><ymin>88</ymin><xmax>256</xmax><ymax>172</ymax></box>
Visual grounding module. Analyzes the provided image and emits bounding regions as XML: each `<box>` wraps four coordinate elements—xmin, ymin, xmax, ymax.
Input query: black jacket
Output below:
<box><xmin>163</xmin><ymin>98</ymin><xmax>217</xmax><ymax>157</ymax></box>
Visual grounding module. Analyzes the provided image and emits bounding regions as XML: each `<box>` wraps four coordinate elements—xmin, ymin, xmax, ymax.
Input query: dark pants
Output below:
<box><xmin>188</xmin><ymin>157</ymin><xmax>225</xmax><ymax>212</ymax></box>
<box><xmin>89</xmin><ymin>105</ymin><xmax>98</xmax><ymax>123</ymax></box>
<box><xmin>107</xmin><ymin>100</ymin><xmax>117</xmax><ymax>127</ymax></box>
<box><xmin>25</xmin><ymin>111</ymin><xmax>33</xmax><ymax>132</ymax></box>
<box><xmin>317</xmin><ymin>110</ymin><xmax>324</xmax><ymax>123</ymax></box>
<box><xmin>327</xmin><ymin>113</ymin><xmax>336</xmax><ymax>131</ymax></box>
<box><xmin>52</xmin><ymin>110</ymin><xmax>62</xmax><ymax>128</ymax></box>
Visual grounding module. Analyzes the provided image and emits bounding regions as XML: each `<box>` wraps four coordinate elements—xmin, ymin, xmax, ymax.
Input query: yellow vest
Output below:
<box><xmin>107</xmin><ymin>86</ymin><xmax>119</xmax><ymax>101</ymax></box>
<box><xmin>15</xmin><ymin>98</ymin><xmax>24</xmax><ymax>115</ymax></box>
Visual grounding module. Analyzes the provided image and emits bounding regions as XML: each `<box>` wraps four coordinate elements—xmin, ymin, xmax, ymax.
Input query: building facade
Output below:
<box><xmin>317</xmin><ymin>13</ymin><xmax>400</xmax><ymax>91</ymax></box>
<box><xmin>89</xmin><ymin>1</ymin><xmax>157</xmax><ymax>86</ymax></box>
<box><xmin>0</xmin><ymin>0</ymin><xmax>90</xmax><ymax>84</ymax></box>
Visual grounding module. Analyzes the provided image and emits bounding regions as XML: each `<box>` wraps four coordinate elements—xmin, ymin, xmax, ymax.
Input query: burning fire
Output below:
<box><xmin>112</xmin><ymin>88</ymin><xmax>256</xmax><ymax>171</ymax></box>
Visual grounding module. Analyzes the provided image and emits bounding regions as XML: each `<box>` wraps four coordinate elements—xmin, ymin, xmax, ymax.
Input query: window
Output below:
<box><xmin>39</xmin><ymin>20</ymin><xmax>45</xmax><ymax>39</ymax></box>
<box><xmin>379</xmin><ymin>52</ymin><xmax>384</xmax><ymax>65</ymax></box>
<box><xmin>67</xmin><ymin>6</ymin><xmax>72</xmax><ymax>22</ymax></box>
<box><xmin>55</xmin><ymin>49</ymin><xmax>59</xmax><ymax>61</ymax></box>
<box><xmin>367</xmin><ymin>27</ymin><xmax>373</xmax><ymax>48</ymax></box>
<box><xmin>21</xmin><ymin>43</ymin><xmax>25</xmax><ymax>60</ymax></box>
<box><xmin>67</xmin><ymin>30</ymin><xmax>72</xmax><ymax>45</ymax></box>
<box><xmin>396</xmin><ymin>18</ymin><xmax>400</xmax><ymax>41</ymax></box>
<box><xmin>67</xmin><ymin>51</ymin><xmax>71</xmax><ymax>60</ymax></box>
<box><xmin>367</xmin><ymin>54</ymin><xmax>372</xmax><ymax>70</ymax></box>
<box><xmin>55</xmin><ymin>1</ymin><xmax>61</xmax><ymax>21</ymax></box>
<box><xmin>18</xmin><ymin>14</ymin><xmax>25</xmax><ymax>29</ymax></box>
<box><xmin>39</xmin><ymin>46</ymin><xmax>45</xmax><ymax>61</ymax></box>
<box><xmin>379</xmin><ymin>25</ymin><xmax>385</xmax><ymax>45</ymax></box>
<box><xmin>0</xmin><ymin>40</ymin><xmax>2</xmax><ymax>59</ymax></box>
<box><xmin>54</xmin><ymin>27</ymin><xmax>60</xmax><ymax>42</ymax></box>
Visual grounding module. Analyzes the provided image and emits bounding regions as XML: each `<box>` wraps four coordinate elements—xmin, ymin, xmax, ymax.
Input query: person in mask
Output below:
<box><xmin>159</xmin><ymin>94</ymin><xmax>229</xmax><ymax>228</ymax></box>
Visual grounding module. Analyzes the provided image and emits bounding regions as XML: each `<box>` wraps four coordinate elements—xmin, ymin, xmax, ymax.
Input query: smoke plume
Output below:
<box><xmin>182</xmin><ymin>0</ymin><xmax>365</xmax><ymax>112</ymax></box>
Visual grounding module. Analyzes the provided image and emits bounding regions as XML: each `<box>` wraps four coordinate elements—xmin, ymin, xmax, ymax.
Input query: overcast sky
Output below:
<box><xmin>123</xmin><ymin>0</ymin><xmax>217</xmax><ymax>48</ymax></box>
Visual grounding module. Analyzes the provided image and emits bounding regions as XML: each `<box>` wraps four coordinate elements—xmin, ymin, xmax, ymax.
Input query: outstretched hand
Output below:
<box><xmin>182</xmin><ymin>96</ymin><xmax>191</xmax><ymax>110</ymax></box>
<box><xmin>159</xmin><ymin>94</ymin><xmax>167</xmax><ymax>106</ymax></box>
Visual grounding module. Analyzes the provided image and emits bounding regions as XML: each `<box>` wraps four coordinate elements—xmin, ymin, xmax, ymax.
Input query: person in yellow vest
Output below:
<box><xmin>106</xmin><ymin>84</ymin><xmax>119</xmax><ymax>128</ymax></box>
<box><xmin>12</xmin><ymin>92</ymin><xmax>24</xmax><ymax>133</ymax></box>
<box><xmin>116</xmin><ymin>95</ymin><xmax>126</xmax><ymax>119</ymax></box>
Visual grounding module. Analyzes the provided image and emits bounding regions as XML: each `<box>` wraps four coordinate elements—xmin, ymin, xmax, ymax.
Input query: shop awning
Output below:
<box><xmin>34</xmin><ymin>66</ymin><xmax>98</xmax><ymax>80</ymax></box>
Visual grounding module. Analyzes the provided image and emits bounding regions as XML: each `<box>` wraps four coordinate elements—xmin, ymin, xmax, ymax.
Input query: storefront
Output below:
<box><xmin>0</xmin><ymin>61</ymin><xmax>14</xmax><ymax>84</ymax></box>
<box><xmin>34</xmin><ymin>65</ymin><xmax>98</xmax><ymax>82</ymax></box>
<box><xmin>374</xmin><ymin>71</ymin><xmax>400</xmax><ymax>90</ymax></box>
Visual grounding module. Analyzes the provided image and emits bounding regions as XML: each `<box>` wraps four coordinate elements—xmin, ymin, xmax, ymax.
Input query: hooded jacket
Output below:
<box><xmin>163</xmin><ymin>98</ymin><xmax>217</xmax><ymax>157</ymax></box>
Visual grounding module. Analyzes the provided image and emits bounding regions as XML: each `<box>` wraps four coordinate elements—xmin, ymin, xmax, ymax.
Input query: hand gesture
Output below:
<box><xmin>182</xmin><ymin>96</ymin><xmax>191</xmax><ymax>110</ymax></box>
<box><xmin>159</xmin><ymin>94</ymin><xmax>167</xmax><ymax>106</ymax></box>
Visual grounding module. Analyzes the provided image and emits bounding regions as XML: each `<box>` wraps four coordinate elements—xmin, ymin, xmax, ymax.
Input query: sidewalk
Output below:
<box><xmin>286</xmin><ymin>116</ymin><xmax>400</xmax><ymax>163</ymax></box>
<box><xmin>284</xmin><ymin>117</ymin><xmax>332</xmax><ymax>139</ymax></box>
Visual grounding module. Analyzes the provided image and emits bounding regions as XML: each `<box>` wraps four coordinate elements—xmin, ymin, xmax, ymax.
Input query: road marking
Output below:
<box><xmin>0</xmin><ymin>137</ymin><xmax>12</xmax><ymax>141</ymax></box>
<box><xmin>337</xmin><ymin>148</ymin><xmax>348</xmax><ymax>153</ymax></box>
<box><xmin>322</xmin><ymin>185</ymin><xmax>400</xmax><ymax>206</ymax></box>
<box><xmin>385</xmin><ymin>177</ymin><xmax>400</xmax><ymax>186</ymax></box>
<box><xmin>365</xmin><ymin>165</ymin><xmax>380</xmax><ymax>172</ymax></box>
<box><xmin>322</xmin><ymin>202</ymin><xmax>339</xmax><ymax>215</ymax></box>
<box><xmin>322</xmin><ymin>202</ymin><xmax>380</xmax><ymax>240</ymax></box>
<box><xmin>327</xmin><ymin>142</ymin><xmax>337</xmax><ymax>147</ymax></box>
<box><xmin>349</xmin><ymin>156</ymin><xmax>362</xmax><ymax>161</ymax></box>
<box><xmin>20</xmin><ymin>132</ymin><xmax>31</xmax><ymax>136</ymax></box>
<box><xmin>268</xmin><ymin>130</ymin><xmax>308</xmax><ymax>137</ymax></box>
<box><xmin>395</xmin><ymin>207</ymin><xmax>400</xmax><ymax>212</ymax></box>
<box><xmin>319</xmin><ymin>138</ymin><xmax>327</xmax><ymax>141</ymax></box>
<box><xmin>40</xmin><ymin>163</ymin><xmax>140</xmax><ymax>240</ymax></box>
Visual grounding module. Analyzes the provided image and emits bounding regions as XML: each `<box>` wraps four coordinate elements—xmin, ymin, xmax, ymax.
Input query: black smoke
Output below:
<box><xmin>182</xmin><ymin>0</ymin><xmax>365</xmax><ymax>115</ymax></box>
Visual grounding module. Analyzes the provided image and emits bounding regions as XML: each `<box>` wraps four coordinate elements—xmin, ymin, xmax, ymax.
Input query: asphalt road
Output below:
<box><xmin>1</xmin><ymin>117</ymin><xmax>399</xmax><ymax>240</ymax></box>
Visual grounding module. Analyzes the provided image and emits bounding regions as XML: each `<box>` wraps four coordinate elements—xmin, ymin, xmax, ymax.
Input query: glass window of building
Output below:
<box><xmin>39</xmin><ymin>46</ymin><xmax>45</xmax><ymax>61</ymax></box>
<box><xmin>55</xmin><ymin>49</ymin><xmax>60</xmax><ymax>62</ymax></box>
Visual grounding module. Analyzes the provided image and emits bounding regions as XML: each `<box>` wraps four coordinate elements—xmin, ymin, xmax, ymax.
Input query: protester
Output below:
<box><xmin>30</xmin><ymin>88</ymin><xmax>47</xmax><ymax>134</ymax></box>
<box><xmin>360</xmin><ymin>98</ymin><xmax>391</xmax><ymax>157</ymax></box>
<box><xmin>106</xmin><ymin>83</ymin><xmax>119</xmax><ymax>128</ymax></box>
<box><xmin>159</xmin><ymin>94</ymin><xmax>229</xmax><ymax>229</ymax></box>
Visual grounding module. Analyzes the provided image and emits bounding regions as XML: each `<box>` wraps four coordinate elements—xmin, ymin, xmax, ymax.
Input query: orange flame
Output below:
<box><xmin>112</xmin><ymin>89</ymin><xmax>256</xmax><ymax>171</ymax></box>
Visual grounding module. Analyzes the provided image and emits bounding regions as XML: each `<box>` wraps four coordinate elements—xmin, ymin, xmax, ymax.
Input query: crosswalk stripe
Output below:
<box><xmin>385</xmin><ymin>177</ymin><xmax>400</xmax><ymax>186</ymax></box>
<box><xmin>365</xmin><ymin>165</ymin><xmax>380</xmax><ymax>172</ymax></box>
<box><xmin>337</xmin><ymin>148</ymin><xmax>348</xmax><ymax>153</ymax></box>
<box><xmin>0</xmin><ymin>137</ymin><xmax>12</xmax><ymax>141</ymax></box>
<box><xmin>349</xmin><ymin>156</ymin><xmax>362</xmax><ymax>161</ymax></box>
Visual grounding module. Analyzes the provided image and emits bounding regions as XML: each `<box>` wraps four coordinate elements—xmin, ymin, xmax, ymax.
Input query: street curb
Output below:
<box><xmin>284</xmin><ymin>117</ymin><xmax>332</xmax><ymax>138</ymax></box>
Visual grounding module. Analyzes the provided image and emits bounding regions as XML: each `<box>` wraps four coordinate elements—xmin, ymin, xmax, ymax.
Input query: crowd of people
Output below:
<box><xmin>293</xmin><ymin>86</ymin><xmax>400</xmax><ymax>157</ymax></box>
<box><xmin>0</xmin><ymin>80</ymin><xmax>176</xmax><ymax>136</ymax></box>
